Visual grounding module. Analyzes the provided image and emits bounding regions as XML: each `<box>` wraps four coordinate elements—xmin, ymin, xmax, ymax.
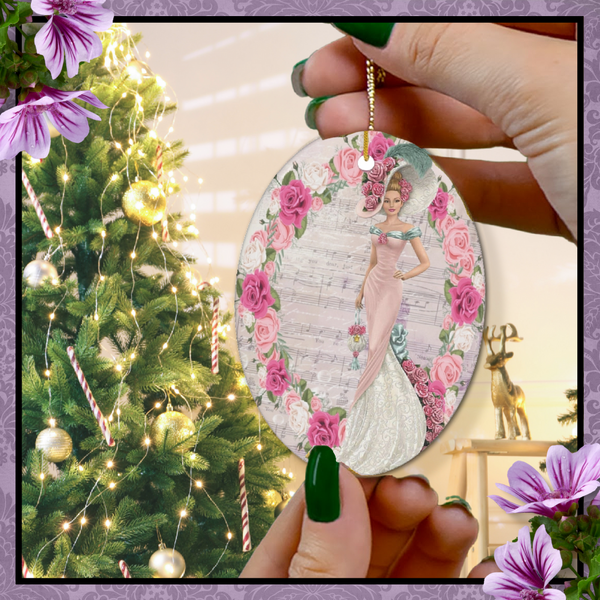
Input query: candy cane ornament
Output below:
<box><xmin>119</xmin><ymin>560</ymin><xmax>131</xmax><ymax>578</ymax></box>
<box><xmin>66</xmin><ymin>347</ymin><xmax>115</xmax><ymax>446</ymax></box>
<box><xmin>22</xmin><ymin>556</ymin><xmax>34</xmax><ymax>578</ymax></box>
<box><xmin>161</xmin><ymin>219</ymin><xmax>170</xmax><ymax>242</ymax></box>
<box><xmin>238</xmin><ymin>458</ymin><xmax>251</xmax><ymax>552</ymax></box>
<box><xmin>156</xmin><ymin>144</ymin><xmax>163</xmax><ymax>185</ymax></box>
<box><xmin>211</xmin><ymin>296</ymin><xmax>219</xmax><ymax>374</ymax></box>
<box><xmin>22</xmin><ymin>170</ymin><xmax>53</xmax><ymax>239</ymax></box>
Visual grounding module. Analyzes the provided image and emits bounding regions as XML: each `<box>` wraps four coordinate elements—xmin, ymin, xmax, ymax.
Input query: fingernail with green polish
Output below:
<box><xmin>443</xmin><ymin>495</ymin><xmax>472</xmax><ymax>513</ymax></box>
<box><xmin>305</xmin><ymin>445</ymin><xmax>340</xmax><ymax>522</ymax></box>
<box><xmin>305</xmin><ymin>95</ymin><xmax>333</xmax><ymax>130</ymax></box>
<box><xmin>291</xmin><ymin>58</ymin><xmax>308</xmax><ymax>97</ymax></box>
<box><xmin>332</xmin><ymin>22</ymin><xmax>395</xmax><ymax>48</ymax></box>
<box><xmin>409</xmin><ymin>474</ymin><xmax>430</xmax><ymax>485</ymax></box>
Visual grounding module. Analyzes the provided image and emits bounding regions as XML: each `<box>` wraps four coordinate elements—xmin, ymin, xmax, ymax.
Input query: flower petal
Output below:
<box><xmin>46</xmin><ymin>101</ymin><xmax>99</xmax><ymax>143</ymax></box>
<box><xmin>569</xmin><ymin>444</ymin><xmax>600</xmax><ymax>491</ymax></box>
<box><xmin>35</xmin><ymin>17</ymin><xmax>65</xmax><ymax>80</ymax></box>
<box><xmin>30</xmin><ymin>0</ymin><xmax>55</xmax><ymax>15</ymax></box>
<box><xmin>482</xmin><ymin>572</ymin><xmax>529</xmax><ymax>600</ymax></box>
<box><xmin>532</xmin><ymin>524</ymin><xmax>563</xmax><ymax>587</ymax></box>
<box><xmin>0</xmin><ymin>110</ymin><xmax>50</xmax><ymax>160</ymax></box>
<box><xmin>51</xmin><ymin>16</ymin><xmax>102</xmax><ymax>78</ymax></box>
<box><xmin>489</xmin><ymin>493</ymin><xmax>522</xmax><ymax>513</ymax></box>
<box><xmin>506</xmin><ymin>461</ymin><xmax>552</xmax><ymax>502</ymax></box>
<box><xmin>41</xmin><ymin>86</ymin><xmax>109</xmax><ymax>110</ymax></box>
<box><xmin>68</xmin><ymin>1</ymin><xmax>114</xmax><ymax>32</ymax></box>
<box><xmin>542</xmin><ymin>590</ymin><xmax>566</xmax><ymax>600</ymax></box>
<box><xmin>546</xmin><ymin>445</ymin><xmax>576</xmax><ymax>492</ymax></box>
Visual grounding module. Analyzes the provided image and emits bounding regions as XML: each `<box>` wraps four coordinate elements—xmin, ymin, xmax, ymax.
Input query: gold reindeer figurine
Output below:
<box><xmin>483</xmin><ymin>323</ymin><xmax>531</xmax><ymax>440</ymax></box>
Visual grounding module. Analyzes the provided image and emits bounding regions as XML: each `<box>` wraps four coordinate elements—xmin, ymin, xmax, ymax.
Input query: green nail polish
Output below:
<box><xmin>305</xmin><ymin>95</ymin><xmax>334</xmax><ymax>130</ymax></box>
<box><xmin>305</xmin><ymin>445</ymin><xmax>340</xmax><ymax>522</ymax></box>
<box><xmin>291</xmin><ymin>58</ymin><xmax>308</xmax><ymax>97</ymax></box>
<box><xmin>332</xmin><ymin>22</ymin><xmax>395</xmax><ymax>48</ymax></box>
<box><xmin>443</xmin><ymin>495</ymin><xmax>472</xmax><ymax>513</ymax></box>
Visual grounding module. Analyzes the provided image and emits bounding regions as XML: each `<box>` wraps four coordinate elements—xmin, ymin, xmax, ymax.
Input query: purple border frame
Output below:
<box><xmin>2</xmin><ymin>1</ymin><xmax>595</xmax><ymax>597</ymax></box>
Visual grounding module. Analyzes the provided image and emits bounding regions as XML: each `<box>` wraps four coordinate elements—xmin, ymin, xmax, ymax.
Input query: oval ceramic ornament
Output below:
<box><xmin>235</xmin><ymin>132</ymin><xmax>486</xmax><ymax>476</ymax></box>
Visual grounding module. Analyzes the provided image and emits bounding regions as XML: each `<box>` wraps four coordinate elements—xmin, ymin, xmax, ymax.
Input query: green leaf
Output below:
<box><xmin>284</xmin><ymin>353</ymin><xmax>290</xmax><ymax>371</ymax></box>
<box><xmin>270</xmin><ymin>287</ymin><xmax>281</xmax><ymax>311</ymax></box>
<box><xmin>328</xmin><ymin>407</ymin><xmax>347</xmax><ymax>420</ymax></box>
<box><xmin>265</xmin><ymin>247</ymin><xmax>276</xmax><ymax>262</ymax></box>
<box><xmin>590</xmin><ymin>554</ymin><xmax>600</xmax><ymax>578</ymax></box>
<box><xmin>439</xmin><ymin>329</ymin><xmax>449</xmax><ymax>343</ymax></box>
<box><xmin>0</xmin><ymin>27</ymin><xmax>8</xmax><ymax>51</ymax></box>
<box><xmin>439</xmin><ymin>181</ymin><xmax>448</xmax><ymax>192</ymax></box>
<box><xmin>236</xmin><ymin>277</ymin><xmax>244</xmax><ymax>299</ymax></box>
<box><xmin>427</xmin><ymin>209</ymin><xmax>435</xmax><ymax>230</ymax></box>
<box><xmin>264</xmin><ymin>345</ymin><xmax>275</xmax><ymax>358</ymax></box>
<box><xmin>578</xmin><ymin>576</ymin><xmax>597</xmax><ymax>599</ymax></box>
<box><xmin>0</xmin><ymin>5</ymin><xmax>21</xmax><ymax>31</ymax></box>
<box><xmin>476</xmin><ymin>303</ymin><xmax>484</xmax><ymax>324</ymax></box>
<box><xmin>329</xmin><ymin>157</ymin><xmax>339</xmax><ymax>176</ymax></box>
<box><xmin>351</xmin><ymin>136</ymin><xmax>360</xmax><ymax>151</ymax></box>
<box><xmin>473</xmin><ymin>265</ymin><xmax>482</xmax><ymax>276</ymax></box>
<box><xmin>302</xmin><ymin>388</ymin><xmax>313</xmax><ymax>403</ymax></box>
<box><xmin>320</xmin><ymin>188</ymin><xmax>332</xmax><ymax>205</ymax></box>
<box><xmin>444</xmin><ymin>280</ymin><xmax>454</xmax><ymax>305</ymax></box>
<box><xmin>294</xmin><ymin>215</ymin><xmax>308</xmax><ymax>239</ymax></box>
<box><xmin>530</xmin><ymin>515</ymin><xmax>559</xmax><ymax>534</ymax></box>
<box><xmin>299</xmin><ymin>379</ymin><xmax>307</xmax><ymax>392</ymax></box>
<box><xmin>451</xmin><ymin>349</ymin><xmax>464</xmax><ymax>358</ymax></box>
<box><xmin>564</xmin><ymin>582</ymin><xmax>579</xmax><ymax>600</ymax></box>
<box><xmin>246</xmin><ymin>321</ymin><xmax>255</xmax><ymax>334</ymax></box>
<box><xmin>282</xmin><ymin>170</ymin><xmax>294</xmax><ymax>186</ymax></box>
<box><xmin>267</xmin><ymin>391</ymin><xmax>275</xmax><ymax>403</ymax></box>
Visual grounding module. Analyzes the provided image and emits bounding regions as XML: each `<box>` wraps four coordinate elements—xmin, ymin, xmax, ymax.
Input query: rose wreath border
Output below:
<box><xmin>235</xmin><ymin>132</ymin><xmax>485</xmax><ymax>456</ymax></box>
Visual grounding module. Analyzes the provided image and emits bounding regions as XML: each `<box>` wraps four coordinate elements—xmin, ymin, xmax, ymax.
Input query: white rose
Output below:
<box><xmin>269</xmin><ymin>188</ymin><xmax>280</xmax><ymax>214</ymax></box>
<box><xmin>257</xmin><ymin>366</ymin><xmax>267</xmax><ymax>388</ymax></box>
<box><xmin>445</xmin><ymin>389</ymin><xmax>457</xmax><ymax>408</ymax></box>
<box><xmin>447</xmin><ymin>193</ymin><xmax>456</xmax><ymax>215</ymax></box>
<box><xmin>453</xmin><ymin>325</ymin><xmax>476</xmax><ymax>353</ymax></box>
<box><xmin>472</xmin><ymin>272</ymin><xmax>485</xmax><ymax>295</ymax></box>
<box><xmin>243</xmin><ymin>311</ymin><xmax>255</xmax><ymax>329</ymax></box>
<box><xmin>303</xmin><ymin>162</ymin><xmax>330</xmax><ymax>194</ymax></box>
<box><xmin>288</xmin><ymin>399</ymin><xmax>311</xmax><ymax>436</ymax></box>
<box><xmin>241</xmin><ymin>238</ymin><xmax>266</xmax><ymax>273</ymax></box>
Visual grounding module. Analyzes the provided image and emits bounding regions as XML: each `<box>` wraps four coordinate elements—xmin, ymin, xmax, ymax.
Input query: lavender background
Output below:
<box><xmin>2</xmin><ymin>0</ymin><xmax>593</xmax><ymax>597</ymax></box>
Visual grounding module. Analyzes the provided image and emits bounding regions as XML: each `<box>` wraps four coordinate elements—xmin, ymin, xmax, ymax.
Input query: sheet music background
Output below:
<box><xmin>235</xmin><ymin>134</ymin><xmax>485</xmax><ymax>462</ymax></box>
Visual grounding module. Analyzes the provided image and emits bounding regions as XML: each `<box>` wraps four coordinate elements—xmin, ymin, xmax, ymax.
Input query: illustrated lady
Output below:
<box><xmin>335</xmin><ymin>167</ymin><xmax>433</xmax><ymax>475</ymax></box>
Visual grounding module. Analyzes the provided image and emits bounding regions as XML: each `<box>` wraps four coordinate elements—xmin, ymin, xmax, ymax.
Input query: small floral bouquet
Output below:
<box><xmin>347</xmin><ymin>309</ymin><xmax>367</xmax><ymax>370</ymax></box>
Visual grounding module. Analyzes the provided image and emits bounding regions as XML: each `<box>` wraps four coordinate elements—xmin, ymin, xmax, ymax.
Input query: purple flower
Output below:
<box><xmin>32</xmin><ymin>0</ymin><xmax>114</xmax><ymax>79</ymax></box>
<box><xmin>483</xmin><ymin>525</ymin><xmax>565</xmax><ymax>600</ymax></box>
<box><xmin>307</xmin><ymin>411</ymin><xmax>340</xmax><ymax>447</ymax></box>
<box><xmin>489</xmin><ymin>444</ymin><xmax>600</xmax><ymax>518</ymax></box>
<box><xmin>240</xmin><ymin>269</ymin><xmax>274</xmax><ymax>320</ymax></box>
<box><xmin>279</xmin><ymin>179</ymin><xmax>312</xmax><ymax>228</ymax></box>
<box><xmin>0</xmin><ymin>86</ymin><xmax>107</xmax><ymax>160</ymax></box>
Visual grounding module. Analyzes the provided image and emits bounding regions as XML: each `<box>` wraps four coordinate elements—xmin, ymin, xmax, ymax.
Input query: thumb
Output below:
<box><xmin>289</xmin><ymin>446</ymin><xmax>371</xmax><ymax>578</ymax></box>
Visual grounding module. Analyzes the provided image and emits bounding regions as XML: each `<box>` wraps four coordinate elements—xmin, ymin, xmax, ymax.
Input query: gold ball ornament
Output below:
<box><xmin>149</xmin><ymin>544</ymin><xmax>186</xmax><ymax>578</ymax></box>
<box><xmin>151</xmin><ymin>404</ymin><xmax>196</xmax><ymax>452</ymax></box>
<box><xmin>122</xmin><ymin>181</ymin><xmax>166</xmax><ymax>227</ymax></box>
<box><xmin>23</xmin><ymin>259</ymin><xmax>58</xmax><ymax>288</ymax></box>
<box><xmin>274</xmin><ymin>495</ymin><xmax>291</xmax><ymax>518</ymax></box>
<box><xmin>35</xmin><ymin>426</ymin><xmax>73</xmax><ymax>462</ymax></box>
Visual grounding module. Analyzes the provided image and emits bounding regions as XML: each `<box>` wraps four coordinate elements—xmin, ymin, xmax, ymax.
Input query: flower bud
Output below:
<box><xmin>6</xmin><ymin>73</ymin><xmax>19</xmax><ymax>89</ymax></box>
<box><xmin>560</xmin><ymin>549</ymin><xmax>573</xmax><ymax>569</ymax></box>
<box><xmin>0</xmin><ymin>85</ymin><xmax>9</xmax><ymax>99</ymax></box>
<box><xmin>587</xmin><ymin>504</ymin><xmax>600</xmax><ymax>519</ymax></box>
<box><xmin>567</xmin><ymin>501</ymin><xmax>578</xmax><ymax>516</ymax></box>
<box><xmin>19</xmin><ymin>70</ymin><xmax>37</xmax><ymax>88</ymax></box>
<box><xmin>552</xmin><ymin>510</ymin><xmax>566</xmax><ymax>521</ymax></box>
<box><xmin>559</xmin><ymin>516</ymin><xmax>577</xmax><ymax>535</ymax></box>
<box><xmin>24</xmin><ymin>37</ymin><xmax>37</xmax><ymax>55</ymax></box>
<box><xmin>577</xmin><ymin>515</ymin><xmax>590</xmax><ymax>532</ymax></box>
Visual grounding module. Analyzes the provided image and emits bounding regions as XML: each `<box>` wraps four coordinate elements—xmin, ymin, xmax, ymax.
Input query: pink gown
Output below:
<box><xmin>335</xmin><ymin>224</ymin><xmax>427</xmax><ymax>475</ymax></box>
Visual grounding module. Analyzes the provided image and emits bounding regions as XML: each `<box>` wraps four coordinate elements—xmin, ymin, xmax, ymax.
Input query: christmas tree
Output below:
<box><xmin>21</xmin><ymin>24</ymin><xmax>290</xmax><ymax>579</ymax></box>
<box><xmin>539</xmin><ymin>388</ymin><xmax>577</xmax><ymax>472</ymax></box>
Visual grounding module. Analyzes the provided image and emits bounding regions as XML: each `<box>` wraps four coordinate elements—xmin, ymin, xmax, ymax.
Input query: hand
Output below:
<box><xmin>393</xmin><ymin>270</ymin><xmax>406</xmax><ymax>280</ymax></box>
<box><xmin>294</xmin><ymin>23</ymin><xmax>577</xmax><ymax>243</ymax></box>
<box><xmin>240</xmin><ymin>449</ymin><xmax>483</xmax><ymax>578</ymax></box>
<box><xmin>355</xmin><ymin>290</ymin><xmax>364</xmax><ymax>309</ymax></box>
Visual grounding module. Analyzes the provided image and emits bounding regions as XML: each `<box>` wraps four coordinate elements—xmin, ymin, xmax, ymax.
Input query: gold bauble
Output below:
<box><xmin>122</xmin><ymin>181</ymin><xmax>166</xmax><ymax>227</ymax></box>
<box><xmin>274</xmin><ymin>495</ymin><xmax>291</xmax><ymax>518</ymax></box>
<box><xmin>23</xmin><ymin>259</ymin><xmax>58</xmax><ymax>288</ymax></box>
<box><xmin>35</xmin><ymin>426</ymin><xmax>73</xmax><ymax>462</ymax></box>
<box><xmin>151</xmin><ymin>405</ymin><xmax>196</xmax><ymax>451</ymax></box>
<box><xmin>149</xmin><ymin>545</ymin><xmax>186</xmax><ymax>578</ymax></box>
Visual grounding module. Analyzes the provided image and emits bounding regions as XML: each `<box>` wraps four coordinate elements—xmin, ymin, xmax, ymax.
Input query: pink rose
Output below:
<box><xmin>367</xmin><ymin>161</ymin><xmax>386</xmax><ymax>183</ymax></box>
<box><xmin>371</xmin><ymin>182</ymin><xmax>385</xmax><ymax>197</ymax></box>
<box><xmin>424</xmin><ymin>394</ymin><xmax>437</xmax><ymax>407</ymax></box>
<box><xmin>268</xmin><ymin>218</ymin><xmax>295</xmax><ymax>252</ymax></box>
<box><xmin>254</xmin><ymin>308</ymin><xmax>280</xmax><ymax>353</ymax></box>
<box><xmin>311</xmin><ymin>196</ymin><xmax>324</xmax><ymax>211</ymax></box>
<box><xmin>431</xmin><ymin>407</ymin><xmax>444</xmax><ymax>424</ymax></box>
<box><xmin>279</xmin><ymin>179</ymin><xmax>312</xmax><ymax>228</ymax></box>
<box><xmin>264</xmin><ymin>260</ymin><xmax>275</xmax><ymax>278</ymax></box>
<box><xmin>294</xmin><ymin>373</ymin><xmax>301</xmax><ymax>384</ymax></box>
<box><xmin>450</xmin><ymin>248</ymin><xmax>476</xmax><ymax>285</ymax></box>
<box><xmin>284</xmin><ymin>389</ymin><xmax>302</xmax><ymax>413</ymax></box>
<box><xmin>434</xmin><ymin>396</ymin><xmax>445</xmax><ymax>410</ymax></box>
<box><xmin>310</xmin><ymin>397</ymin><xmax>322</xmax><ymax>412</ymax></box>
<box><xmin>430</xmin><ymin>352</ymin><xmax>463</xmax><ymax>388</ymax></box>
<box><xmin>256</xmin><ymin>345</ymin><xmax>280</xmax><ymax>365</ymax></box>
<box><xmin>362</xmin><ymin>181</ymin><xmax>373</xmax><ymax>196</ymax></box>
<box><xmin>424</xmin><ymin>405</ymin><xmax>433</xmax><ymax>417</ymax></box>
<box><xmin>438</xmin><ymin>214</ymin><xmax>456</xmax><ymax>237</ymax></box>
<box><xmin>238</xmin><ymin>302</ymin><xmax>247</xmax><ymax>317</ymax></box>
<box><xmin>425</xmin><ymin>431</ymin><xmax>434</xmax><ymax>443</ymax></box>
<box><xmin>265</xmin><ymin>358</ymin><xmax>290</xmax><ymax>396</ymax></box>
<box><xmin>450</xmin><ymin>278</ymin><xmax>483</xmax><ymax>326</ymax></box>
<box><xmin>307</xmin><ymin>411</ymin><xmax>340</xmax><ymax>447</ymax></box>
<box><xmin>240</xmin><ymin>270</ymin><xmax>274</xmax><ymax>319</ymax></box>
<box><xmin>402</xmin><ymin>359</ymin><xmax>416</xmax><ymax>374</ymax></box>
<box><xmin>333</xmin><ymin>147</ymin><xmax>363</xmax><ymax>187</ymax></box>
<box><xmin>369</xmin><ymin>132</ymin><xmax>394</xmax><ymax>161</ymax></box>
<box><xmin>428</xmin><ymin>188</ymin><xmax>449</xmax><ymax>221</ymax></box>
<box><xmin>442</xmin><ymin>314</ymin><xmax>453</xmax><ymax>330</ymax></box>
<box><xmin>338</xmin><ymin>418</ymin><xmax>347</xmax><ymax>444</ymax></box>
<box><xmin>415</xmin><ymin>382</ymin><xmax>429</xmax><ymax>398</ymax></box>
<box><xmin>383</xmin><ymin>157</ymin><xmax>395</xmax><ymax>172</ymax></box>
<box><xmin>443</xmin><ymin>221</ymin><xmax>471</xmax><ymax>265</ymax></box>
<box><xmin>414</xmin><ymin>368</ymin><xmax>429</xmax><ymax>383</ymax></box>
<box><xmin>271</xmin><ymin>188</ymin><xmax>280</xmax><ymax>201</ymax></box>
<box><xmin>433</xmin><ymin>424</ymin><xmax>444</xmax><ymax>437</ymax></box>
<box><xmin>323</xmin><ymin>162</ymin><xmax>335</xmax><ymax>184</ymax></box>
<box><xmin>365</xmin><ymin>195</ymin><xmax>379</xmax><ymax>211</ymax></box>
<box><xmin>428</xmin><ymin>380</ymin><xmax>446</xmax><ymax>398</ymax></box>
<box><xmin>250</xmin><ymin>229</ymin><xmax>268</xmax><ymax>246</ymax></box>
<box><xmin>407</xmin><ymin>371</ymin><xmax>418</xmax><ymax>385</ymax></box>
<box><xmin>257</xmin><ymin>366</ymin><xmax>267</xmax><ymax>388</ymax></box>
<box><xmin>426</xmin><ymin>418</ymin><xmax>434</xmax><ymax>430</ymax></box>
